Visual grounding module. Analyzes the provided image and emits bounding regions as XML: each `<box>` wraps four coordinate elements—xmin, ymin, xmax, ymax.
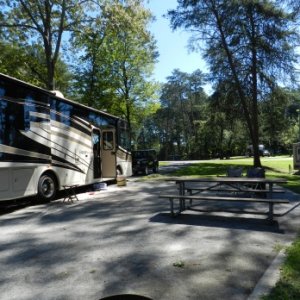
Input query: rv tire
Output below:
<box><xmin>37</xmin><ymin>173</ymin><xmax>57</xmax><ymax>201</ymax></box>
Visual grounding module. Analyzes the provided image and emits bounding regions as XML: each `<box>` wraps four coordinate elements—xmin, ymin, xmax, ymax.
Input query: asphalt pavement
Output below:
<box><xmin>0</xmin><ymin>177</ymin><xmax>299</xmax><ymax>300</ymax></box>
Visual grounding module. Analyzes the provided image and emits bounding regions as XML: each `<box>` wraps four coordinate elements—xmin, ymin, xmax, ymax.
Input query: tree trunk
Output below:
<box><xmin>212</xmin><ymin>3</ymin><xmax>261</xmax><ymax>167</ymax></box>
<box><xmin>249</xmin><ymin>6</ymin><xmax>261</xmax><ymax>167</ymax></box>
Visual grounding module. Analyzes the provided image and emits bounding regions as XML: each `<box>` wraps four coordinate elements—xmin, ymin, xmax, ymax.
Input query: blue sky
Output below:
<box><xmin>145</xmin><ymin>0</ymin><xmax>208</xmax><ymax>84</ymax></box>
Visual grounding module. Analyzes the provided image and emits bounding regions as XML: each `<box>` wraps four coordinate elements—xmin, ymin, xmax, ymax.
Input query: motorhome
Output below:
<box><xmin>0</xmin><ymin>73</ymin><xmax>132</xmax><ymax>201</ymax></box>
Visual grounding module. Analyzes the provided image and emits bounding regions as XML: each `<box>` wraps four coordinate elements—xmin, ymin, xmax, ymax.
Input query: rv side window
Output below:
<box><xmin>103</xmin><ymin>131</ymin><xmax>114</xmax><ymax>150</ymax></box>
<box><xmin>51</xmin><ymin>99</ymin><xmax>73</xmax><ymax>126</ymax></box>
<box><xmin>92</xmin><ymin>132</ymin><xmax>100</xmax><ymax>145</ymax></box>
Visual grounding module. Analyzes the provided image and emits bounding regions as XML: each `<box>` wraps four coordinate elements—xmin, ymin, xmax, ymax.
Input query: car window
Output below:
<box><xmin>133</xmin><ymin>150</ymin><xmax>156</xmax><ymax>160</ymax></box>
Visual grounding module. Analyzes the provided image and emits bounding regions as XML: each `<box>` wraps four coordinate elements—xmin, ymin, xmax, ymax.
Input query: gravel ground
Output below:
<box><xmin>0</xmin><ymin>179</ymin><xmax>299</xmax><ymax>300</ymax></box>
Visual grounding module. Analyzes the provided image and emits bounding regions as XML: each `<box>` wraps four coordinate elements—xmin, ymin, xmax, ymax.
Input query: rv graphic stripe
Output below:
<box><xmin>0</xmin><ymin>152</ymin><xmax>50</xmax><ymax>164</ymax></box>
<box><xmin>51</xmin><ymin>154</ymin><xmax>85</xmax><ymax>173</ymax></box>
<box><xmin>0</xmin><ymin>144</ymin><xmax>51</xmax><ymax>161</ymax></box>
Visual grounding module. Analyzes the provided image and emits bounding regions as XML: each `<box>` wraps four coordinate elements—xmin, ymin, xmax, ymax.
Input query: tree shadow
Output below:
<box><xmin>150</xmin><ymin>212</ymin><xmax>285</xmax><ymax>233</ymax></box>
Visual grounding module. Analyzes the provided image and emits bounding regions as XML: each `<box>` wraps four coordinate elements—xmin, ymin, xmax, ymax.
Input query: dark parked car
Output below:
<box><xmin>263</xmin><ymin>149</ymin><xmax>271</xmax><ymax>157</ymax></box>
<box><xmin>132</xmin><ymin>149</ymin><xmax>159</xmax><ymax>175</ymax></box>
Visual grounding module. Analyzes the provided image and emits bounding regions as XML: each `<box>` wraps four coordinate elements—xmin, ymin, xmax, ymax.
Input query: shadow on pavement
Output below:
<box><xmin>150</xmin><ymin>212</ymin><xmax>285</xmax><ymax>233</ymax></box>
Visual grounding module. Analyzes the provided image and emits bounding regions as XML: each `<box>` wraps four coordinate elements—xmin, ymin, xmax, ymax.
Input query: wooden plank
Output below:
<box><xmin>159</xmin><ymin>194</ymin><xmax>289</xmax><ymax>221</ymax></box>
<box><xmin>167</xmin><ymin>177</ymin><xmax>287</xmax><ymax>184</ymax></box>
<box><xmin>185</xmin><ymin>188</ymin><xmax>284</xmax><ymax>193</ymax></box>
<box><xmin>159</xmin><ymin>194</ymin><xmax>289</xmax><ymax>204</ymax></box>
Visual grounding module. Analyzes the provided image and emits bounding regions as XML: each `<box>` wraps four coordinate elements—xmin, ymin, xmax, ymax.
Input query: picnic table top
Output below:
<box><xmin>165</xmin><ymin>176</ymin><xmax>287</xmax><ymax>184</ymax></box>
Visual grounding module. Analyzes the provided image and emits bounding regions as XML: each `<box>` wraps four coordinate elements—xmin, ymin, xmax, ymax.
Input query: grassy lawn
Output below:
<box><xmin>158</xmin><ymin>155</ymin><xmax>300</xmax><ymax>299</ymax></box>
<box><xmin>262</xmin><ymin>237</ymin><xmax>300</xmax><ymax>300</ymax></box>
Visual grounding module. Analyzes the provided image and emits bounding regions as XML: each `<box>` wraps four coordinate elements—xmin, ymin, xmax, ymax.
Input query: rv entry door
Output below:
<box><xmin>92</xmin><ymin>129</ymin><xmax>101</xmax><ymax>179</ymax></box>
<box><xmin>102</xmin><ymin>129</ymin><xmax>117</xmax><ymax>178</ymax></box>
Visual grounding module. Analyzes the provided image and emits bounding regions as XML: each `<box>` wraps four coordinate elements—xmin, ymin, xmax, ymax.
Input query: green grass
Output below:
<box><xmin>172</xmin><ymin>156</ymin><xmax>293</xmax><ymax>176</ymax></box>
<box><xmin>170</xmin><ymin>156</ymin><xmax>300</xmax><ymax>193</ymax></box>
<box><xmin>262</xmin><ymin>237</ymin><xmax>300</xmax><ymax>300</ymax></box>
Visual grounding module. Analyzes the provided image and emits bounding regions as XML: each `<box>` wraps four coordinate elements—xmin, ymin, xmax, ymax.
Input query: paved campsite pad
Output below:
<box><xmin>0</xmin><ymin>180</ymin><xmax>299</xmax><ymax>300</ymax></box>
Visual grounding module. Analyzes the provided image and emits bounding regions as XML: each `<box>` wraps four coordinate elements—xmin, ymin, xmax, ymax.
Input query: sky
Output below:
<box><xmin>144</xmin><ymin>0</ymin><xmax>209</xmax><ymax>86</ymax></box>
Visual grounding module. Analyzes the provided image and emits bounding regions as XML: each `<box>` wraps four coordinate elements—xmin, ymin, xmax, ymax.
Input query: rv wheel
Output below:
<box><xmin>38</xmin><ymin>174</ymin><xmax>57</xmax><ymax>201</ymax></box>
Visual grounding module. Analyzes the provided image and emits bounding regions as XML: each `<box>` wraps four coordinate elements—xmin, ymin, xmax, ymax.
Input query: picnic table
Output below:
<box><xmin>160</xmin><ymin>177</ymin><xmax>289</xmax><ymax>221</ymax></box>
<box><xmin>174</xmin><ymin>177</ymin><xmax>286</xmax><ymax>196</ymax></box>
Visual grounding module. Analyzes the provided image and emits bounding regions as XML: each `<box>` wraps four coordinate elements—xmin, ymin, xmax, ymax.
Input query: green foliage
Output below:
<box><xmin>0</xmin><ymin>42</ymin><xmax>28</xmax><ymax>79</ymax></box>
<box><xmin>0</xmin><ymin>42</ymin><xmax>72</xmax><ymax>92</ymax></box>
<box><xmin>72</xmin><ymin>0</ymin><xmax>159</xmax><ymax>136</ymax></box>
<box><xmin>0</xmin><ymin>0</ymin><xmax>89</xmax><ymax>89</ymax></box>
<box><xmin>260</xmin><ymin>88</ymin><xmax>299</xmax><ymax>152</ymax></box>
<box><xmin>155</xmin><ymin>69</ymin><xmax>208</xmax><ymax>159</ymax></box>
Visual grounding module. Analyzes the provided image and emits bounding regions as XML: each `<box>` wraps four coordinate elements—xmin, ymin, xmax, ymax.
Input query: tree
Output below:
<box><xmin>0</xmin><ymin>41</ymin><xmax>73</xmax><ymax>95</ymax></box>
<box><xmin>156</xmin><ymin>69</ymin><xmax>208</xmax><ymax>159</ymax></box>
<box><xmin>0</xmin><ymin>0</ymin><xmax>89</xmax><ymax>90</ymax></box>
<box><xmin>0</xmin><ymin>42</ymin><xmax>28</xmax><ymax>78</ymax></box>
<box><xmin>260</xmin><ymin>88</ymin><xmax>290</xmax><ymax>152</ymax></box>
<box><xmin>72</xmin><ymin>0</ymin><xmax>159</xmax><ymax>137</ymax></box>
<box><xmin>168</xmin><ymin>0</ymin><xmax>299</xmax><ymax>167</ymax></box>
<box><xmin>209</xmin><ymin>84</ymin><xmax>249</xmax><ymax>158</ymax></box>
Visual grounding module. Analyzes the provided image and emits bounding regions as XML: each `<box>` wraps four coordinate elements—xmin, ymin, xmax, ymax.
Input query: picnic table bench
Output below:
<box><xmin>161</xmin><ymin>177</ymin><xmax>289</xmax><ymax>221</ymax></box>
<box><xmin>159</xmin><ymin>194</ymin><xmax>289</xmax><ymax>221</ymax></box>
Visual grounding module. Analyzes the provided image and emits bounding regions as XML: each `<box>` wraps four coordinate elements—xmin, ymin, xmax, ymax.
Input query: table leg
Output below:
<box><xmin>178</xmin><ymin>182</ymin><xmax>185</xmax><ymax>195</ymax></box>
<box><xmin>178</xmin><ymin>182</ymin><xmax>185</xmax><ymax>211</ymax></box>
<box><xmin>169</xmin><ymin>198</ymin><xmax>174</xmax><ymax>216</ymax></box>
<box><xmin>268</xmin><ymin>202</ymin><xmax>274</xmax><ymax>221</ymax></box>
<box><xmin>268</xmin><ymin>183</ymin><xmax>273</xmax><ymax>199</ymax></box>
